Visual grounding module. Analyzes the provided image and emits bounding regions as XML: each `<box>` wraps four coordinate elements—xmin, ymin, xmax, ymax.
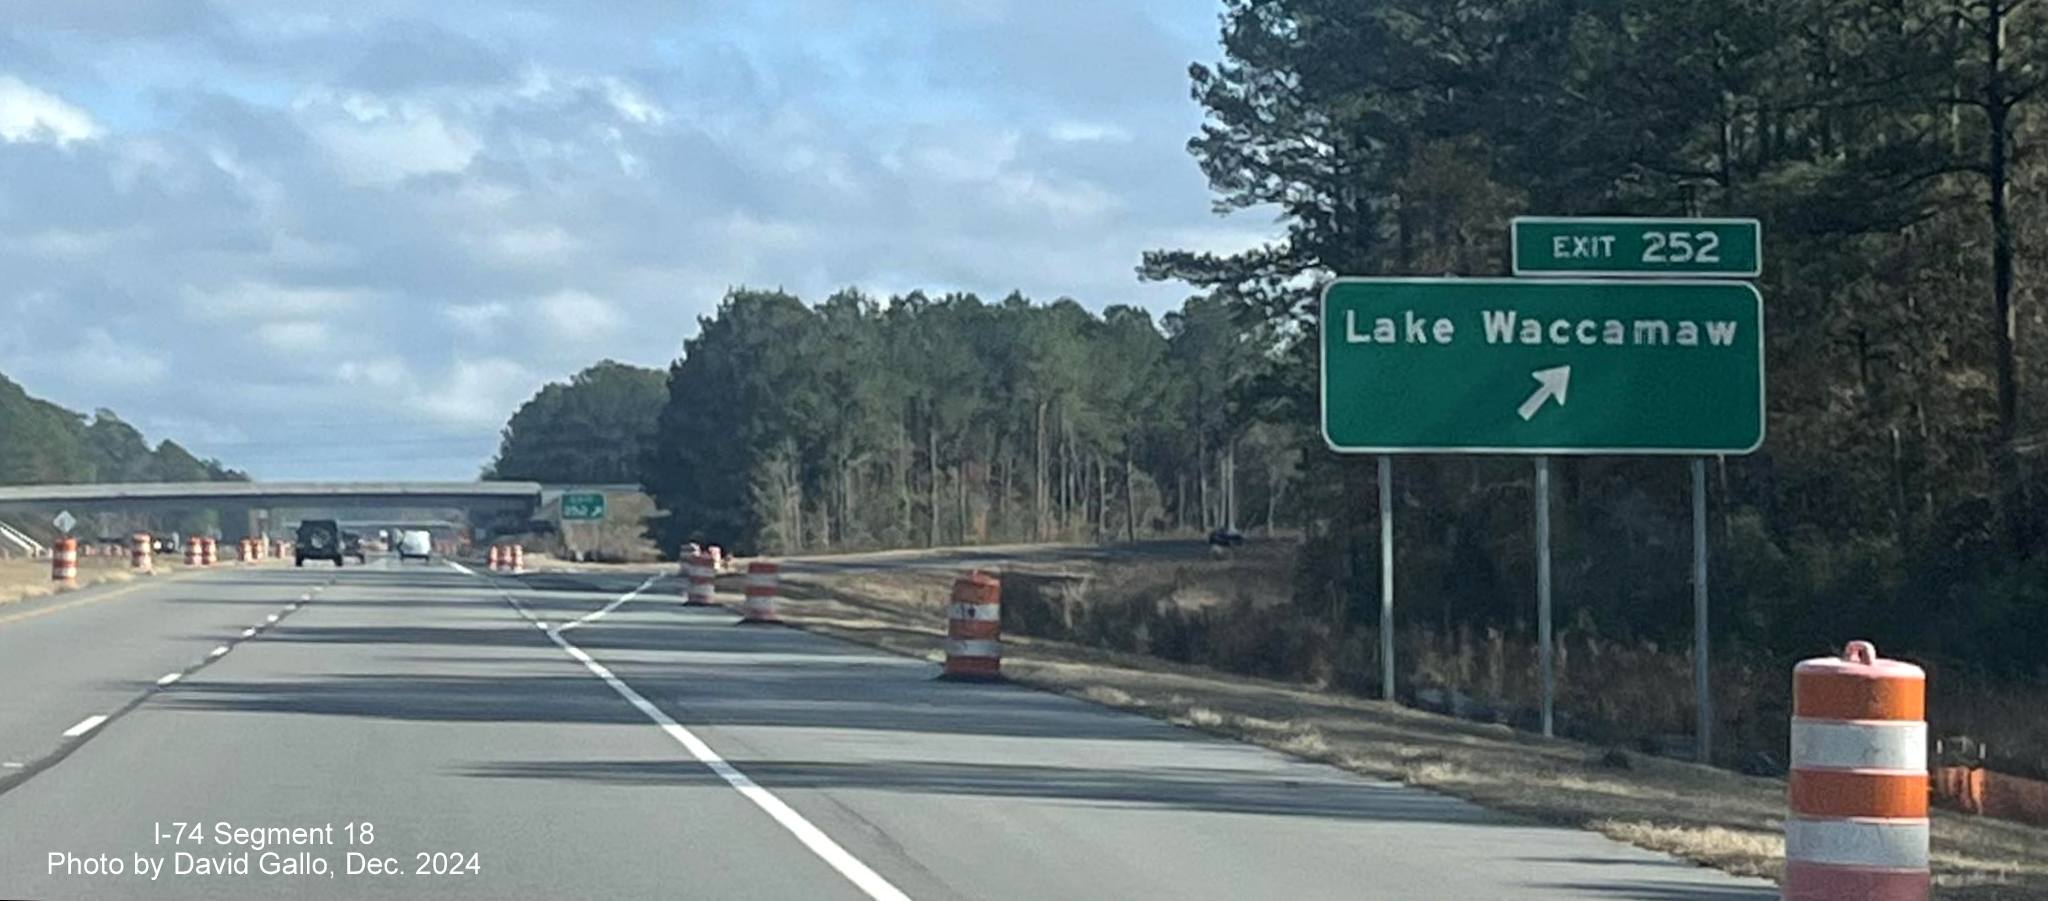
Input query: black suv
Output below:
<box><xmin>296</xmin><ymin>519</ymin><xmax>345</xmax><ymax>567</ymax></box>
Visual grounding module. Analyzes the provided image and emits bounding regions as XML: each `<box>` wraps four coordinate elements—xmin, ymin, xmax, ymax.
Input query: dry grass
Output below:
<box><xmin>774</xmin><ymin>565</ymin><xmax>2048</xmax><ymax>901</ymax></box>
<box><xmin>0</xmin><ymin>551</ymin><xmax>297</xmax><ymax>606</ymax></box>
<box><xmin>0</xmin><ymin>556</ymin><xmax>143</xmax><ymax>605</ymax></box>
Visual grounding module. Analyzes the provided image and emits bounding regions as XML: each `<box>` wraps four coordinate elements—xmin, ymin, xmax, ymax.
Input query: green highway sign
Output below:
<box><xmin>1320</xmin><ymin>278</ymin><xmax>1764</xmax><ymax>454</ymax></box>
<box><xmin>560</xmin><ymin>492</ymin><xmax>607</xmax><ymax>521</ymax></box>
<box><xmin>1513</xmin><ymin>217</ymin><xmax>1761</xmax><ymax>277</ymax></box>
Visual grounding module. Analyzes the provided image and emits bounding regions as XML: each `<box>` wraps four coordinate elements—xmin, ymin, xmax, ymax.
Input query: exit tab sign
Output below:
<box><xmin>1513</xmin><ymin>217</ymin><xmax>1761</xmax><ymax>278</ymax></box>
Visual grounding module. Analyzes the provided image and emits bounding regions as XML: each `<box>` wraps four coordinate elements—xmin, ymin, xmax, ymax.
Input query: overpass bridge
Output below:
<box><xmin>0</xmin><ymin>481</ymin><xmax>542</xmax><ymax>514</ymax></box>
<box><xmin>0</xmin><ymin>482</ymin><xmax>543</xmax><ymax>544</ymax></box>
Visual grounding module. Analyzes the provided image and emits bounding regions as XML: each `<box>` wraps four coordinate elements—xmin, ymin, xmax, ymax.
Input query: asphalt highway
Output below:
<box><xmin>0</xmin><ymin>556</ymin><xmax>1776</xmax><ymax>899</ymax></box>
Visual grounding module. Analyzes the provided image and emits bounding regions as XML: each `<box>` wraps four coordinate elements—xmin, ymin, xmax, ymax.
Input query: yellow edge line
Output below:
<box><xmin>0</xmin><ymin>569</ymin><xmax>205</xmax><ymax>628</ymax></box>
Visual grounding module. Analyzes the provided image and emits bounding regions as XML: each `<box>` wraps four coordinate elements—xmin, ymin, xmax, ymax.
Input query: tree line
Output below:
<box><xmin>0</xmin><ymin>373</ymin><xmax>245</xmax><ymax>486</ymax></box>
<box><xmin>637</xmin><ymin>289</ymin><xmax>1297</xmax><ymax>555</ymax></box>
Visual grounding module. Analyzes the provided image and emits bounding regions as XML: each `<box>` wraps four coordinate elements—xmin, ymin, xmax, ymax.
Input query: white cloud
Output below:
<box><xmin>474</xmin><ymin>226</ymin><xmax>580</xmax><ymax>263</ymax></box>
<box><xmin>411</xmin><ymin>357</ymin><xmax>534</xmax><ymax>427</ymax></box>
<box><xmin>58</xmin><ymin>329</ymin><xmax>168</xmax><ymax>388</ymax></box>
<box><xmin>0</xmin><ymin>76</ymin><xmax>100</xmax><ymax>145</ymax></box>
<box><xmin>337</xmin><ymin>357</ymin><xmax>409</xmax><ymax>390</ymax></box>
<box><xmin>602</xmin><ymin>78</ymin><xmax>665</xmax><ymax>125</ymax></box>
<box><xmin>1048</xmin><ymin>120</ymin><xmax>1131</xmax><ymax>143</ymax></box>
<box><xmin>182</xmin><ymin>282</ymin><xmax>379</xmax><ymax>320</ymax></box>
<box><xmin>306</xmin><ymin>100</ymin><xmax>478</xmax><ymax>184</ymax></box>
<box><xmin>255</xmin><ymin>320</ymin><xmax>330</xmax><ymax>353</ymax></box>
<box><xmin>443</xmin><ymin>301</ymin><xmax>512</xmax><ymax>337</ymax></box>
<box><xmin>533</xmin><ymin>290</ymin><xmax>622</xmax><ymax>343</ymax></box>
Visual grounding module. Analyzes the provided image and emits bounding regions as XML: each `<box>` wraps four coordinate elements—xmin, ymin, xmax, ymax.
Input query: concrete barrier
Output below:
<box><xmin>1785</xmin><ymin>641</ymin><xmax>1928</xmax><ymax>901</ymax></box>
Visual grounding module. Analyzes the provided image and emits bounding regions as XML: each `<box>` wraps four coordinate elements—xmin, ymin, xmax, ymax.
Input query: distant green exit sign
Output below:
<box><xmin>1513</xmin><ymin>217</ymin><xmax>1761</xmax><ymax>277</ymax></box>
<box><xmin>560</xmin><ymin>492</ymin><xmax>607</xmax><ymax>521</ymax></box>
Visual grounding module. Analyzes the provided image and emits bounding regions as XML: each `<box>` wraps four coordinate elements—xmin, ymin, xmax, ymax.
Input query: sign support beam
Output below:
<box><xmin>1378</xmin><ymin>455</ymin><xmax>1395</xmax><ymax>702</ymax></box>
<box><xmin>1693</xmin><ymin>457</ymin><xmax>1712</xmax><ymax>764</ymax></box>
<box><xmin>1535</xmin><ymin>455</ymin><xmax>1554</xmax><ymax>739</ymax></box>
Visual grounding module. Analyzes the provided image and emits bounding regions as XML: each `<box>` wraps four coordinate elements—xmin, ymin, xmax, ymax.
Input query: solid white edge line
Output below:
<box><xmin>62</xmin><ymin>715</ymin><xmax>108</xmax><ymax>738</ymax></box>
<box><xmin>471</xmin><ymin>569</ymin><xmax>911</xmax><ymax>901</ymax></box>
<box><xmin>156</xmin><ymin>672</ymin><xmax>182</xmax><ymax>686</ymax></box>
<box><xmin>542</xmin><ymin>629</ymin><xmax>913</xmax><ymax>901</ymax></box>
<box><xmin>557</xmin><ymin>573</ymin><xmax>661</xmax><ymax>632</ymax></box>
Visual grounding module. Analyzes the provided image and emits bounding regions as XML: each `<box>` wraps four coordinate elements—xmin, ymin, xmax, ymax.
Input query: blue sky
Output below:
<box><xmin>0</xmin><ymin>1</ymin><xmax>1276</xmax><ymax>479</ymax></box>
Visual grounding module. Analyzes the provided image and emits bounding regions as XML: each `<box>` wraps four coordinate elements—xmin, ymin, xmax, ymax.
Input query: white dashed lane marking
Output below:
<box><xmin>155</xmin><ymin>672</ymin><xmax>182</xmax><ymax>686</ymax></box>
<box><xmin>62</xmin><ymin>716</ymin><xmax>107</xmax><ymax>738</ymax></box>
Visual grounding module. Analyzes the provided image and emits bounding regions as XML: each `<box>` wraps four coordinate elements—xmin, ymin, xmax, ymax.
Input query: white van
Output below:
<box><xmin>397</xmin><ymin>530</ymin><xmax>433</xmax><ymax>562</ymax></box>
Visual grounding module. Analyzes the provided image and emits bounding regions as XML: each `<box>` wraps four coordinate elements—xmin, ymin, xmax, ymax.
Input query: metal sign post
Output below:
<box><xmin>1692</xmin><ymin>458</ymin><xmax>1712</xmax><ymax>763</ymax></box>
<box><xmin>1534</xmin><ymin>457</ymin><xmax>1554</xmax><ymax>738</ymax></box>
<box><xmin>1379</xmin><ymin>455</ymin><xmax>1395</xmax><ymax>701</ymax></box>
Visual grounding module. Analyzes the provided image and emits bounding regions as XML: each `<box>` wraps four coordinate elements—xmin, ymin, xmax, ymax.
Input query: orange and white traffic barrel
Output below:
<box><xmin>237</xmin><ymin>539</ymin><xmax>254</xmax><ymax>563</ymax></box>
<box><xmin>682</xmin><ymin>552</ymin><xmax>716</xmax><ymax>606</ymax></box>
<box><xmin>508</xmin><ymin>544</ymin><xmax>524</xmax><ymax>574</ymax></box>
<box><xmin>488</xmin><ymin>545</ymin><xmax>503</xmax><ymax>571</ymax></box>
<box><xmin>1785</xmin><ymin>640</ymin><xmax>1929</xmax><ymax>901</ymax></box>
<box><xmin>184</xmin><ymin>536</ymin><xmax>202</xmax><ymax>566</ymax></box>
<box><xmin>941</xmin><ymin>571</ymin><xmax>1002</xmax><ymax>680</ymax></box>
<box><xmin>708</xmin><ymin>545</ymin><xmax>724</xmax><ymax>572</ymax></box>
<box><xmin>200</xmin><ymin>537</ymin><xmax>217</xmax><ymax>567</ymax></box>
<box><xmin>738</xmin><ymin>561</ymin><xmax>783</xmax><ymax>624</ymax></box>
<box><xmin>131</xmin><ymin>532</ymin><xmax>153</xmax><ymax>574</ymax></box>
<box><xmin>51</xmin><ymin>537</ymin><xmax>78</xmax><ymax>587</ymax></box>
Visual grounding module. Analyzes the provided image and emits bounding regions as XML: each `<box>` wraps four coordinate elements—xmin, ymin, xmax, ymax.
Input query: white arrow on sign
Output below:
<box><xmin>53</xmin><ymin>510</ymin><xmax>76</xmax><ymax>534</ymax></box>
<box><xmin>1516</xmin><ymin>366</ymin><xmax>1572</xmax><ymax>421</ymax></box>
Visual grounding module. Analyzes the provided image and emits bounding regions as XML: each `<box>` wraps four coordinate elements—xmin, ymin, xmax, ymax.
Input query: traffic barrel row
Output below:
<box><xmin>488</xmin><ymin>544</ymin><xmax>525</xmax><ymax>573</ymax></box>
<box><xmin>50</xmin><ymin>537</ymin><xmax>78</xmax><ymax>587</ymax></box>
<box><xmin>1785</xmin><ymin>641</ymin><xmax>1928</xmax><ymax>901</ymax></box>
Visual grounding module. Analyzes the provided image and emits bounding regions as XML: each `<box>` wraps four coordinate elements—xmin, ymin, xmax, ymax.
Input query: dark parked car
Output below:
<box><xmin>1207</xmin><ymin>527</ymin><xmax>1246</xmax><ymax>548</ymax></box>
<box><xmin>295</xmin><ymin>519</ymin><xmax>344</xmax><ymax>567</ymax></box>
